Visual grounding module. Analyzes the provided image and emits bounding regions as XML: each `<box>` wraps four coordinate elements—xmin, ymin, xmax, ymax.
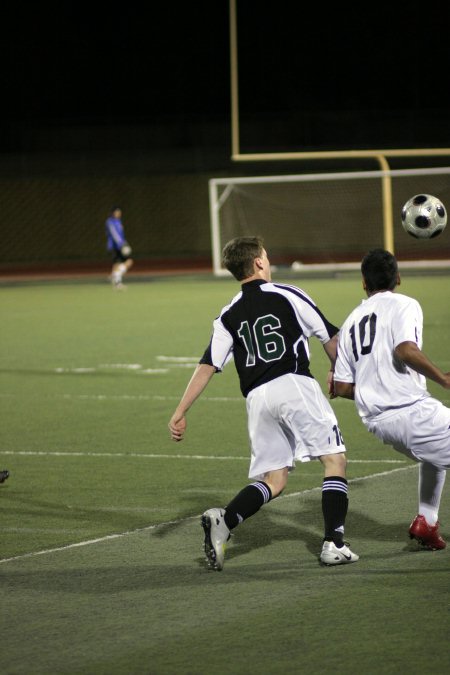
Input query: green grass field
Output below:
<box><xmin>1</xmin><ymin>272</ymin><xmax>449</xmax><ymax>674</ymax></box>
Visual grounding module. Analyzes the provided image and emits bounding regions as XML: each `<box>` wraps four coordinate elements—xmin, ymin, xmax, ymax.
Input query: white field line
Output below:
<box><xmin>0</xmin><ymin>393</ymin><xmax>243</xmax><ymax>402</ymax></box>
<box><xmin>0</xmin><ymin>450</ymin><xmax>248</xmax><ymax>461</ymax></box>
<box><xmin>0</xmin><ymin>449</ymin><xmax>406</xmax><ymax>463</ymax></box>
<box><xmin>0</xmin><ymin>464</ymin><xmax>416</xmax><ymax>565</ymax></box>
<box><xmin>156</xmin><ymin>356</ymin><xmax>200</xmax><ymax>362</ymax></box>
<box><xmin>53</xmin><ymin>358</ymin><xmax>201</xmax><ymax>374</ymax></box>
<box><xmin>60</xmin><ymin>394</ymin><xmax>243</xmax><ymax>402</ymax></box>
<box><xmin>0</xmin><ymin>519</ymin><xmax>197</xmax><ymax>565</ymax></box>
<box><xmin>2</xmin><ymin>391</ymin><xmax>448</xmax><ymax>405</ymax></box>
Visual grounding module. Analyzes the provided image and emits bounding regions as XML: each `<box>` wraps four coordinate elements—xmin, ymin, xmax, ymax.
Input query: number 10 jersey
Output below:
<box><xmin>334</xmin><ymin>290</ymin><xmax>429</xmax><ymax>421</ymax></box>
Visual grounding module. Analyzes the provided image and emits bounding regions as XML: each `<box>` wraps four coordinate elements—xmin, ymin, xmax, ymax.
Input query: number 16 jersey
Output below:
<box><xmin>200</xmin><ymin>279</ymin><xmax>339</xmax><ymax>397</ymax></box>
<box><xmin>334</xmin><ymin>290</ymin><xmax>429</xmax><ymax>422</ymax></box>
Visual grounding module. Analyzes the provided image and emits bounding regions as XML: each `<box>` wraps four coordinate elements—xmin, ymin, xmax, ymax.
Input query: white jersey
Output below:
<box><xmin>334</xmin><ymin>291</ymin><xmax>430</xmax><ymax>421</ymax></box>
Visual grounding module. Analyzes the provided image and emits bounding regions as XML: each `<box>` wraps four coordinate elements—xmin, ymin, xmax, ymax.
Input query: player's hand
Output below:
<box><xmin>442</xmin><ymin>373</ymin><xmax>450</xmax><ymax>389</ymax></box>
<box><xmin>327</xmin><ymin>370</ymin><xmax>336</xmax><ymax>398</ymax></box>
<box><xmin>169</xmin><ymin>413</ymin><xmax>186</xmax><ymax>441</ymax></box>
<box><xmin>121</xmin><ymin>243</ymin><xmax>132</xmax><ymax>257</ymax></box>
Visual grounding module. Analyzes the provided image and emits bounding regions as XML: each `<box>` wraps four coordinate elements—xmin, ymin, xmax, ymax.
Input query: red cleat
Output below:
<box><xmin>409</xmin><ymin>514</ymin><xmax>446</xmax><ymax>550</ymax></box>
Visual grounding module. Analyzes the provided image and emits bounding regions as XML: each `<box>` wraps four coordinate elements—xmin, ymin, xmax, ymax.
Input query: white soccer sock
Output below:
<box><xmin>418</xmin><ymin>462</ymin><xmax>446</xmax><ymax>525</ymax></box>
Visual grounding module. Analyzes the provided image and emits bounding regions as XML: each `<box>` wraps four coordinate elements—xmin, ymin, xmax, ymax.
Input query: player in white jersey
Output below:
<box><xmin>169</xmin><ymin>236</ymin><xmax>358</xmax><ymax>570</ymax></box>
<box><xmin>333</xmin><ymin>248</ymin><xmax>450</xmax><ymax>550</ymax></box>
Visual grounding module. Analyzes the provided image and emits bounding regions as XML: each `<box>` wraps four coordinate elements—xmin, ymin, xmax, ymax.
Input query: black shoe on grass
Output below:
<box><xmin>0</xmin><ymin>470</ymin><xmax>10</xmax><ymax>484</ymax></box>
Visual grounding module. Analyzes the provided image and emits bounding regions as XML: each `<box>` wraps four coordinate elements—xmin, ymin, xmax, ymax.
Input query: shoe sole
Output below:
<box><xmin>319</xmin><ymin>541</ymin><xmax>359</xmax><ymax>566</ymax></box>
<box><xmin>409</xmin><ymin>533</ymin><xmax>446</xmax><ymax>551</ymax></box>
<box><xmin>319</xmin><ymin>557</ymin><xmax>358</xmax><ymax>566</ymax></box>
<box><xmin>201</xmin><ymin>514</ymin><xmax>222</xmax><ymax>571</ymax></box>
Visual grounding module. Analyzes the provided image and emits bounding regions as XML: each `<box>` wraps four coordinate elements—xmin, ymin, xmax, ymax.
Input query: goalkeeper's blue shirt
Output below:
<box><xmin>105</xmin><ymin>216</ymin><xmax>126</xmax><ymax>251</ymax></box>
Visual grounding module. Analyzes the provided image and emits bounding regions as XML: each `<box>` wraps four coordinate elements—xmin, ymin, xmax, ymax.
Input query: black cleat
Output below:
<box><xmin>0</xmin><ymin>470</ymin><xmax>10</xmax><ymax>484</ymax></box>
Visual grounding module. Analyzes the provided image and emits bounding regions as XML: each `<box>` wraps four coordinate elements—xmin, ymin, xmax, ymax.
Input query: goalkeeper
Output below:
<box><xmin>105</xmin><ymin>206</ymin><xmax>133</xmax><ymax>289</ymax></box>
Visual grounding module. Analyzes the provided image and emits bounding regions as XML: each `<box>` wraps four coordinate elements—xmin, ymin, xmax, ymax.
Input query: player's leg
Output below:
<box><xmin>318</xmin><ymin>452</ymin><xmax>359</xmax><ymax>565</ymax></box>
<box><xmin>320</xmin><ymin>451</ymin><xmax>348</xmax><ymax>545</ymax></box>
<box><xmin>201</xmin><ymin>468</ymin><xmax>287</xmax><ymax>571</ymax></box>
<box><xmin>111</xmin><ymin>252</ymin><xmax>125</xmax><ymax>287</ymax></box>
<box><xmin>201</xmin><ymin>382</ymin><xmax>292</xmax><ymax>571</ymax></box>
<box><xmin>111</xmin><ymin>263</ymin><xmax>122</xmax><ymax>286</ymax></box>
<box><xmin>224</xmin><ymin>466</ymin><xmax>288</xmax><ymax>529</ymax></box>
<box><xmin>111</xmin><ymin>250</ymin><xmax>129</xmax><ymax>288</ymax></box>
<box><xmin>367</xmin><ymin>399</ymin><xmax>449</xmax><ymax>551</ymax></box>
<box><xmin>409</xmin><ymin>462</ymin><xmax>447</xmax><ymax>550</ymax></box>
<box><xmin>375</xmin><ymin>399</ymin><xmax>449</xmax><ymax>550</ymax></box>
<box><xmin>275</xmin><ymin>374</ymin><xmax>358</xmax><ymax>565</ymax></box>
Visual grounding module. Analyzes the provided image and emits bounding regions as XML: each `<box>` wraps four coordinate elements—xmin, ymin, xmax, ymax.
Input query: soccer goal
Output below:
<box><xmin>209</xmin><ymin>167</ymin><xmax>450</xmax><ymax>276</ymax></box>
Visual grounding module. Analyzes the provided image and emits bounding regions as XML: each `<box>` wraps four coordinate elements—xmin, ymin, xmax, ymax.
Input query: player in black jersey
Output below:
<box><xmin>169</xmin><ymin>237</ymin><xmax>358</xmax><ymax>570</ymax></box>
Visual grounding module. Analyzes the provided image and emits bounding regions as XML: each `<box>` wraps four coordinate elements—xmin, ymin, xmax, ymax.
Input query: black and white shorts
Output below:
<box><xmin>246</xmin><ymin>373</ymin><xmax>346</xmax><ymax>480</ymax></box>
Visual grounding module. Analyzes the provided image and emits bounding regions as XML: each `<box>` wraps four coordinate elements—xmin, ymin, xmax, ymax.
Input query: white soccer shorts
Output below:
<box><xmin>246</xmin><ymin>373</ymin><xmax>346</xmax><ymax>480</ymax></box>
<box><xmin>366</xmin><ymin>397</ymin><xmax>450</xmax><ymax>470</ymax></box>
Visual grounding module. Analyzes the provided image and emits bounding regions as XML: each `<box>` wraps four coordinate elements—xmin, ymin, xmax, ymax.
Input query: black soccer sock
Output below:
<box><xmin>322</xmin><ymin>476</ymin><xmax>348</xmax><ymax>546</ymax></box>
<box><xmin>224</xmin><ymin>481</ymin><xmax>272</xmax><ymax>530</ymax></box>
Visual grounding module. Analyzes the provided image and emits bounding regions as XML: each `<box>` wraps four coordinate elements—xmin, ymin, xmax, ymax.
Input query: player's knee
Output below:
<box><xmin>320</xmin><ymin>452</ymin><xmax>347</xmax><ymax>476</ymax></box>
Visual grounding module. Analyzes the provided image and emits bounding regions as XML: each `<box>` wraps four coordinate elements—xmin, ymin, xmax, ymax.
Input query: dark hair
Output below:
<box><xmin>222</xmin><ymin>236</ymin><xmax>264</xmax><ymax>281</ymax></box>
<box><xmin>361</xmin><ymin>248</ymin><xmax>398</xmax><ymax>292</ymax></box>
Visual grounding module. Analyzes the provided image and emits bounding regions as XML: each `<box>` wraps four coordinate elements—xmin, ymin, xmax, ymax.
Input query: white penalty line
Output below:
<box><xmin>0</xmin><ymin>464</ymin><xmax>416</xmax><ymax>565</ymax></box>
<box><xmin>0</xmin><ymin>449</ymin><xmax>407</xmax><ymax>463</ymax></box>
<box><xmin>0</xmin><ymin>518</ymin><xmax>199</xmax><ymax>565</ymax></box>
<box><xmin>62</xmin><ymin>394</ymin><xmax>243</xmax><ymax>402</ymax></box>
<box><xmin>0</xmin><ymin>393</ymin><xmax>243</xmax><ymax>403</ymax></box>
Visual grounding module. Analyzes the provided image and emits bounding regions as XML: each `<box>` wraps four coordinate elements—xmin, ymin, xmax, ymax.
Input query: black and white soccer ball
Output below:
<box><xmin>401</xmin><ymin>194</ymin><xmax>447</xmax><ymax>239</ymax></box>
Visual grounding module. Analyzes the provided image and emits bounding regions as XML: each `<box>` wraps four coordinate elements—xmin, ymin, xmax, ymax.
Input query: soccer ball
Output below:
<box><xmin>401</xmin><ymin>194</ymin><xmax>447</xmax><ymax>239</ymax></box>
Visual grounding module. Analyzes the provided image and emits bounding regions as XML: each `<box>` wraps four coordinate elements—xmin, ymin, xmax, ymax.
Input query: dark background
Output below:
<box><xmin>2</xmin><ymin>2</ymin><xmax>230</xmax><ymax>159</ymax></box>
<box><xmin>1</xmin><ymin>1</ymin><xmax>449</xmax><ymax>269</ymax></box>
<box><xmin>2</xmin><ymin>1</ymin><xmax>449</xmax><ymax>158</ymax></box>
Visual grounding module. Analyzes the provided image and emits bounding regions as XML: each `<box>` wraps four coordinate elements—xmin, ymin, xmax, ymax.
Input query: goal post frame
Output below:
<box><xmin>209</xmin><ymin>166</ymin><xmax>450</xmax><ymax>277</ymax></box>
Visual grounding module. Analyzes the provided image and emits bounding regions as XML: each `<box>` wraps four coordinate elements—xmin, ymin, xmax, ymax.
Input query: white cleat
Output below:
<box><xmin>320</xmin><ymin>540</ymin><xmax>359</xmax><ymax>566</ymax></box>
<box><xmin>201</xmin><ymin>508</ymin><xmax>230</xmax><ymax>571</ymax></box>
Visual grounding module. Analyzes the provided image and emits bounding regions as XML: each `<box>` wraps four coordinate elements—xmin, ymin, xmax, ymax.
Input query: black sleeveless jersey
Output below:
<box><xmin>200</xmin><ymin>279</ymin><xmax>338</xmax><ymax>397</ymax></box>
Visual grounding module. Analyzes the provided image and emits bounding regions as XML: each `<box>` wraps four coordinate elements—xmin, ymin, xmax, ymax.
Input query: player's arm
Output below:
<box><xmin>322</xmin><ymin>334</ymin><xmax>339</xmax><ymax>396</ymax></box>
<box><xmin>330</xmin><ymin>325</ymin><xmax>355</xmax><ymax>399</ymax></box>
<box><xmin>322</xmin><ymin>333</ymin><xmax>338</xmax><ymax>363</ymax></box>
<box><xmin>168</xmin><ymin>363</ymin><xmax>217</xmax><ymax>441</ymax></box>
<box><xmin>394</xmin><ymin>341</ymin><xmax>450</xmax><ymax>389</ymax></box>
<box><xmin>107</xmin><ymin>221</ymin><xmax>125</xmax><ymax>248</ymax></box>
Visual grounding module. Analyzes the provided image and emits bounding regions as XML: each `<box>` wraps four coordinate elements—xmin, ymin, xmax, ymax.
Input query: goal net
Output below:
<box><xmin>209</xmin><ymin>167</ymin><xmax>450</xmax><ymax>276</ymax></box>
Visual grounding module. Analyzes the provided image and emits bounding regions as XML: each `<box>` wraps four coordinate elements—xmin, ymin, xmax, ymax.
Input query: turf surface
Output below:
<box><xmin>1</xmin><ymin>273</ymin><xmax>449</xmax><ymax>674</ymax></box>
